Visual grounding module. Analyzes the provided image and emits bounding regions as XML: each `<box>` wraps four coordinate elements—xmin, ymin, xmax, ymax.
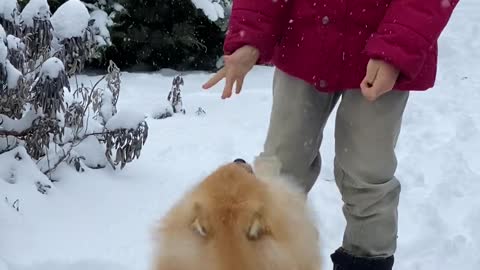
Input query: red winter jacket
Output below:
<box><xmin>223</xmin><ymin>0</ymin><xmax>459</xmax><ymax>92</ymax></box>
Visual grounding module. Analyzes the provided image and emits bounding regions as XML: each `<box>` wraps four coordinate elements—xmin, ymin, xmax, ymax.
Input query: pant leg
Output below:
<box><xmin>253</xmin><ymin>68</ymin><xmax>340</xmax><ymax>193</ymax></box>
<box><xmin>333</xmin><ymin>89</ymin><xmax>409</xmax><ymax>257</ymax></box>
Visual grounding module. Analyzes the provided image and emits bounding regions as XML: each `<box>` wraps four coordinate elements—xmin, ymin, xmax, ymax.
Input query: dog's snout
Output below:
<box><xmin>233</xmin><ymin>158</ymin><xmax>253</xmax><ymax>174</ymax></box>
<box><xmin>234</xmin><ymin>158</ymin><xmax>247</xmax><ymax>164</ymax></box>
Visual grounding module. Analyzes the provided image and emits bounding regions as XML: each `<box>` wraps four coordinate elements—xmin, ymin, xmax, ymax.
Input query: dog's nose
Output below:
<box><xmin>233</xmin><ymin>158</ymin><xmax>254</xmax><ymax>174</ymax></box>
<box><xmin>233</xmin><ymin>158</ymin><xmax>247</xmax><ymax>164</ymax></box>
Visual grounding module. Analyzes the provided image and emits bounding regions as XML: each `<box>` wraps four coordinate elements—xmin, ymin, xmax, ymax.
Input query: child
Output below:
<box><xmin>202</xmin><ymin>0</ymin><xmax>459</xmax><ymax>269</ymax></box>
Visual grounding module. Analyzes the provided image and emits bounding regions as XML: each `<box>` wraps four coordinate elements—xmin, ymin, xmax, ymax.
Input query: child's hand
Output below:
<box><xmin>202</xmin><ymin>45</ymin><xmax>259</xmax><ymax>99</ymax></box>
<box><xmin>360</xmin><ymin>59</ymin><xmax>400</xmax><ymax>102</ymax></box>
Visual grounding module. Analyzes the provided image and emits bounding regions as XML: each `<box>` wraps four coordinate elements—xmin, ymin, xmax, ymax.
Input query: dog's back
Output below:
<box><xmin>151</xmin><ymin>162</ymin><xmax>321</xmax><ymax>270</ymax></box>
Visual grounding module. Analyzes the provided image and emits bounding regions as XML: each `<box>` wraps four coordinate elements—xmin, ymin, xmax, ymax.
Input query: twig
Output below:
<box><xmin>82</xmin><ymin>74</ymin><xmax>106</xmax><ymax>116</ymax></box>
<box><xmin>43</xmin><ymin>144</ymin><xmax>73</xmax><ymax>175</ymax></box>
<box><xmin>0</xmin><ymin>125</ymin><xmax>38</xmax><ymax>138</ymax></box>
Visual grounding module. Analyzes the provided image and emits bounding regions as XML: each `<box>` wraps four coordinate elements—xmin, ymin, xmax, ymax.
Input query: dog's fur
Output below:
<box><xmin>151</xmin><ymin>161</ymin><xmax>321</xmax><ymax>270</ymax></box>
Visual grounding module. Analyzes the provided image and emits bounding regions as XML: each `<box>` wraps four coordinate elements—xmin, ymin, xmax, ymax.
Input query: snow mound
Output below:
<box><xmin>40</xmin><ymin>57</ymin><xmax>65</xmax><ymax>79</ymax></box>
<box><xmin>73</xmin><ymin>136</ymin><xmax>107</xmax><ymax>169</ymax></box>
<box><xmin>51</xmin><ymin>0</ymin><xmax>90</xmax><ymax>40</ymax></box>
<box><xmin>20</xmin><ymin>0</ymin><xmax>50</xmax><ymax>27</ymax></box>
<box><xmin>151</xmin><ymin>100</ymin><xmax>174</xmax><ymax>120</ymax></box>
<box><xmin>105</xmin><ymin>110</ymin><xmax>145</xmax><ymax>130</ymax></box>
<box><xmin>0</xmin><ymin>146</ymin><xmax>52</xmax><ymax>190</ymax></box>
<box><xmin>191</xmin><ymin>0</ymin><xmax>225</xmax><ymax>21</ymax></box>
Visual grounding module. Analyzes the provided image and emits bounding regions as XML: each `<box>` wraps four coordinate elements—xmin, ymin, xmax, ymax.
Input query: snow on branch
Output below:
<box><xmin>51</xmin><ymin>0</ymin><xmax>95</xmax><ymax>76</ymax></box>
<box><xmin>191</xmin><ymin>0</ymin><xmax>225</xmax><ymax>21</ymax></box>
<box><xmin>20</xmin><ymin>0</ymin><xmax>53</xmax><ymax>67</ymax></box>
<box><xmin>0</xmin><ymin>0</ymin><xmax>21</xmax><ymax>36</ymax></box>
<box><xmin>50</xmin><ymin>0</ymin><xmax>90</xmax><ymax>40</ymax></box>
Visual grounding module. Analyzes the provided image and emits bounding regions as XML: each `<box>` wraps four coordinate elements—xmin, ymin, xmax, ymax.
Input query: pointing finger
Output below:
<box><xmin>202</xmin><ymin>68</ymin><xmax>226</xmax><ymax>90</ymax></box>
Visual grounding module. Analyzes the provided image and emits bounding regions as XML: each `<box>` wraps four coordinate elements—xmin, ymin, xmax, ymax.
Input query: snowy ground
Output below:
<box><xmin>1</xmin><ymin>1</ymin><xmax>480</xmax><ymax>270</ymax></box>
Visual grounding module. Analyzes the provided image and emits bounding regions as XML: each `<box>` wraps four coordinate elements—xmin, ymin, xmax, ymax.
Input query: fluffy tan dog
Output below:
<box><xmin>151</xmin><ymin>160</ymin><xmax>321</xmax><ymax>270</ymax></box>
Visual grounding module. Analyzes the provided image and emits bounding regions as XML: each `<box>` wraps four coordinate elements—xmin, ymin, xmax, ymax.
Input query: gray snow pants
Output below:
<box><xmin>253</xmin><ymin>68</ymin><xmax>409</xmax><ymax>258</ymax></box>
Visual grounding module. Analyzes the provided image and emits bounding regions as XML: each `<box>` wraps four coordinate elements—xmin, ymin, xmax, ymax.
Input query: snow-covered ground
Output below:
<box><xmin>1</xmin><ymin>0</ymin><xmax>479</xmax><ymax>269</ymax></box>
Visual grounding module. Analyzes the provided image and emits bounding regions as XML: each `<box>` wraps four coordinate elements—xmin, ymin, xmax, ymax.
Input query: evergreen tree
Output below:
<box><xmin>106</xmin><ymin>0</ymin><xmax>227</xmax><ymax>71</ymax></box>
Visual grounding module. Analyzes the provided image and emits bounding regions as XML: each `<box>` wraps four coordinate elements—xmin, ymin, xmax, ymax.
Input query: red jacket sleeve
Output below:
<box><xmin>364</xmin><ymin>0</ymin><xmax>459</xmax><ymax>82</ymax></box>
<box><xmin>223</xmin><ymin>0</ymin><xmax>292</xmax><ymax>65</ymax></box>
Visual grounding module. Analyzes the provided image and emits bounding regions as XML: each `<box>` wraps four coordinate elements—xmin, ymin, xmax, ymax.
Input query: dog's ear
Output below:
<box><xmin>246</xmin><ymin>208</ymin><xmax>269</xmax><ymax>240</ymax></box>
<box><xmin>191</xmin><ymin>202</ymin><xmax>209</xmax><ymax>238</ymax></box>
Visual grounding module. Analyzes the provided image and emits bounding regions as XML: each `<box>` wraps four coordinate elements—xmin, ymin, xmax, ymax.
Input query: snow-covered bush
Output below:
<box><xmin>152</xmin><ymin>99</ymin><xmax>173</xmax><ymax>120</ymax></box>
<box><xmin>0</xmin><ymin>0</ymin><xmax>22</xmax><ymax>36</ymax></box>
<box><xmin>0</xmin><ymin>0</ymin><xmax>149</xmax><ymax>187</ymax></box>
<box><xmin>167</xmin><ymin>75</ymin><xmax>186</xmax><ymax>114</ymax></box>
<box><xmin>50</xmin><ymin>0</ymin><xmax>94</xmax><ymax>76</ymax></box>
<box><xmin>76</xmin><ymin>0</ymin><xmax>118</xmax><ymax>63</ymax></box>
<box><xmin>20</xmin><ymin>0</ymin><xmax>53</xmax><ymax>66</ymax></box>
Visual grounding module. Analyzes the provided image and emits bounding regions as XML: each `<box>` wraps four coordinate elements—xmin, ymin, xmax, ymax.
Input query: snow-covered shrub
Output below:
<box><xmin>152</xmin><ymin>107</ymin><xmax>173</xmax><ymax>120</ymax></box>
<box><xmin>20</xmin><ymin>0</ymin><xmax>53</xmax><ymax>66</ymax></box>
<box><xmin>0</xmin><ymin>26</ymin><xmax>27</xmax><ymax>120</ymax></box>
<box><xmin>167</xmin><ymin>75</ymin><xmax>186</xmax><ymax>114</ymax></box>
<box><xmin>6</xmin><ymin>34</ymin><xmax>26</xmax><ymax>72</ymax></box>
<box><xmin>0</xmin><ymin>0</ymin><xmax>22</xmax><ymax>36</ymax></box>
<box><xmin>50</xmin><ymin>0</ymin><xmax>95</xmax><ymax>76</ymax></box>
<box><xmin>77</xmin><ymin>0</ymin><xmax>119</xmax><ymax>64</ymax></box>
<box><xmin>0</xmin><ymin>0</ymin><xmax>149</xmax><ymax>187</ymax></box>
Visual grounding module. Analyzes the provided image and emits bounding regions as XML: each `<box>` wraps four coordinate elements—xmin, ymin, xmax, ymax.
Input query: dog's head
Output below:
<box><xmin>153</xmin><ymin>159</ymin><xmax>320</xmax><ymax>270</ymax></box>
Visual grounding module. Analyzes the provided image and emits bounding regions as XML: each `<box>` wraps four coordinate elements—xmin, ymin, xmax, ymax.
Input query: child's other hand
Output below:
<box><xmin>360</xmin><ymin>59</ymin><xmax>400</xmax><ymax>102</ymax></box>
<box><xmin>202</xmin><ymin>45</ymin><xmax>259</xmax><ymax>99</ymax></box>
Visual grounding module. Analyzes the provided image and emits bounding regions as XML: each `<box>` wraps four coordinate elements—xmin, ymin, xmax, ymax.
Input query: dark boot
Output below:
<box><xmin>330</xmin><ymin>248</ymin><xmax>394</xmax><ymax>270</ymax></box>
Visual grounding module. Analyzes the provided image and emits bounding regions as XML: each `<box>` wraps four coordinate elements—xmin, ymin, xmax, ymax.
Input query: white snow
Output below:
<box><xmin>20</xmin><ymin>0</ymin><xmax>50</xmax><ymax>27</ymax></box>
<box><xmin>151</xmin><ymin>99</ymin><xmax>174</xmax><ymax>119</ymax></box>
<box><xmin>73</xmin><ymin>136</ymin><xmax>108</xmax><ymax>169</ymax></box>
<box><xmin>1</xmin><ymin>0</ymin><xmax>18</xmax><ymax>22</ymax></box>
<box><xmin>39</xmin><ymin>57</ymin><xmax>64</xmax><ymax>79</ymax></box>
<box><xmin>191</xmin><ymin>0</ymin><xmax>225</xmax><ymax>21</ymax></box>
<box><xmin>6</xmin><ymin>35</ymin><xmax>23</xmax><ymax>51</ymax></box>
<box><xmin>112</xmin><ymin>3</ymin><xmax>126</xmax><ymax>12</ymax></box>
<box><xmin>1</xmin><ymin>1</ymin><xmax>480</xmax><ymax>270</ymax></box>
<box><xmin>0</xmin><ymin>259</ymin><xmax>7</xmax><ymax>270</ymax></box>
<box><xmin>0</xmin><ymin>145</ymin><xmax>52</xmax><ymax>190</ymax></box>
<box><xmin>6</xmin><ymin>61</ymin><xmax>21</xmax><ymax>89</ymax></box>
<box><xmin>0</xmin><ymin>42</ymin><xmax>7</xmax><ymax>64</ymax></box>
<box><xmin>51</xmin><ymin>0</ymin><xmax>90</xmax><ymax>40</ymax></box>
<box><xmin>0</xmin><ymin>25</ymin><xmax>6</xmax><ymax>42</ymax></box>
<box><xmin>89</xmin><ymin>10</ymin><xmax>112</xmax><ymax>46</ymax></box>
<box><xmin>99</xmin><ymin>89</ymin><xmax>114</xmax><ymax>122</ymax></box>
<box><xmin>212</xmin><ymin>2</ymin><xmax>225</xmax><ymax>19</ymax></box>
<box><xmin>0</xmin><ymin>110</ymin><xmax>38</xmax><ymax>132</ymax></box>
<box><xmin>105</xmin><ymin>109</ymin><xmax>146</xmax><ymax>130</ymax></box>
